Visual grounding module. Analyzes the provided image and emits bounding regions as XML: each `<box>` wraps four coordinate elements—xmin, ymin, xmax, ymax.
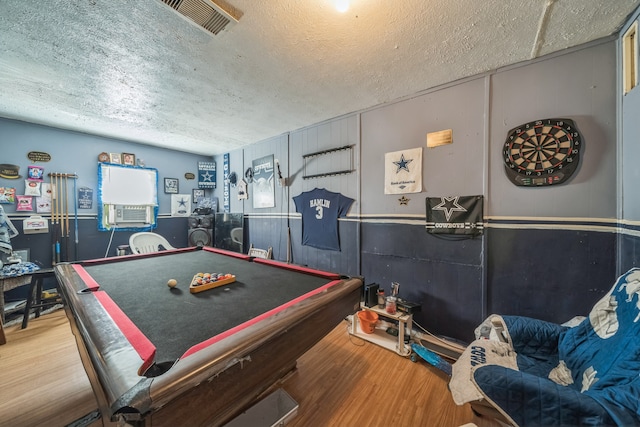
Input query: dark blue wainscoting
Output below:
<box><xmin>487</xmin><ymin>228</ymin><xmax>617</xmax><ymax>324</ymax></box>
<box><xmin>360</xmin><ymin>222</ymin><xmax>484</xmax><ymax>343</ymax></box>
<box><xmin>620</xmin><ymin>233</ymin><xmax>640</xmax><ymax>272</ymax></box>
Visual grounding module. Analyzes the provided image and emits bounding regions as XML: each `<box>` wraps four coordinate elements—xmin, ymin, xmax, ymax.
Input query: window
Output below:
<box><xmin>623</xmin><ymin>21</ymin><xmax>638</xmax><ymax>94</ymax></box>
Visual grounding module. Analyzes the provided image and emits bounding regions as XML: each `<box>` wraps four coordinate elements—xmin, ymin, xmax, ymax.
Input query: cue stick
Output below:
<box><xmin>64</xmin><ymin>174</ymin><xmax>70</xmax><ymax>261</ymax></box>
<box><xmin>57</xmin><ymin>174</ymin><xmax>64</xmax><ymax>262</ymax></box>
<box><xmin>51</xmin><ymin>174</ymin><xmax>56</xmax><ymax>265</ymax></box>
<box><xmin>53</xmin><ymin>174</ymin><xmax>60</xmax><ymax>264</ymax></box>
<box><xmin>56</xmin><ymin>173</ymin><xmax>61</xmax><ymax>263</ymax></box>
<box><xmin>60</xmin><ymin>174</ymin><xmax>65</xmax><ymax>238</ymax></box>
<box><xmin>73</xmin><ymin>173</ymin><xmax>78</xmax><ymax>261</ymax></box>
<box><xmin>65</xmin><ymin>174</ymin><xmax>70</xmax><ymax>236</ymax></box>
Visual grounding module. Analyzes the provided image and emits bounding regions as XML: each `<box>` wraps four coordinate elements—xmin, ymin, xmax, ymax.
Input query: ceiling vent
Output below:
<box><xmin>160</xmin><ymin>0</ymin><xmax>239</xmax><ymax>35</ymax></box>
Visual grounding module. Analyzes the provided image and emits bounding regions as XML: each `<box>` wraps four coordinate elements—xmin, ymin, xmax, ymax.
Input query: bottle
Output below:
<box><xmin>377</xmin><ymin>289</ymin><xmax>385</xmax><ymax>308</ymax></box>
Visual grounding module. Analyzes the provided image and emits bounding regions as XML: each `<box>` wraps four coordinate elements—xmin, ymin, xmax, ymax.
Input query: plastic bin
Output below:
<box><xmin>357</xmin><ymin>310</ymin><xmax>379</xmax><ymax>334</ymax></box>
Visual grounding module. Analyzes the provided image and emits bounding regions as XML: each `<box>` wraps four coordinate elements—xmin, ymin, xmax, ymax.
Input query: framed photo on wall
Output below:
<box><xmin>164</xmin><ymin>178</ymin><xmax>179</xmax><ymax>194</ymax></box>
<box><xmin>192</xmin><ymin>188</ymin><xmax>205</xmax><ymax>203</ymax></box>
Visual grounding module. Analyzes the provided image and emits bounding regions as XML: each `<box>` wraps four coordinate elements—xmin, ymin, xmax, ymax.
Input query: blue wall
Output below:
<box><xmin>0</xmin><ymin>119</ymin><xmax>213</xmax><ymax>266</ymax></box>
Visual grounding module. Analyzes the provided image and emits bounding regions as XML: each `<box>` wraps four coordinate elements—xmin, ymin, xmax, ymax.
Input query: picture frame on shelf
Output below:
<box><xmin>109</xmin><ymin>153</ymin><xmax>122</xmax><ymax>164</ymax></box>
<box><xmin>164</xmin><ymin>178</ymin><xmax>179</xmax><ymax>194</ymax></box>
<box><xmin>122</xmin><ymin>153</ymin><xmax>136</xmax><ymax>166</ymax></box>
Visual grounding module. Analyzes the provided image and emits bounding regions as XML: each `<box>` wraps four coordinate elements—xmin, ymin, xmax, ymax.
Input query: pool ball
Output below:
<box><xmin>167</xmin><ymin>279</ymin><xmax>178</xmax><ymax>288</ymax></box>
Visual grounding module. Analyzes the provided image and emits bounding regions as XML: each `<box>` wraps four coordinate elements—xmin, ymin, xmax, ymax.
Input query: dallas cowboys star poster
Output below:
<box><xmin>426</xmin><ymin>195</ymin><xmax>483</xmax><ymax>236</ymax></box>
<box><xmin>384</xmin><ymin>148</ymin><xmax>422</xmax><ymax>194</ymax></box>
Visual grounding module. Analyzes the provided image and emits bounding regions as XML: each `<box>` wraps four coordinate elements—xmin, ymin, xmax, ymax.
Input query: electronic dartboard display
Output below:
<box><xmin>503</xmin><ymin>118</ymin><xmax>582</xmax><ymax>187</ymax></box>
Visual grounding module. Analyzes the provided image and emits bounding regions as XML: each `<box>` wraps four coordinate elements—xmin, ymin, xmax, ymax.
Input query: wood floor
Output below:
<box><xmin>0</xmin><ymin>310</ymin><xmax>502</xmax><ymax>427</ymax></box>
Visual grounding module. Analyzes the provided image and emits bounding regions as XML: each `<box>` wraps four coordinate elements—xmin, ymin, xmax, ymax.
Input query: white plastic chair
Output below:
<box><xmin>129</xmin><ymin>232</ymin><xmax>176</xmax><ymax>254</ymax></box>
<box><xmin>230</xmin><ymin>227</ymin><xmax>243</xmax><ymax>252</ymax></box>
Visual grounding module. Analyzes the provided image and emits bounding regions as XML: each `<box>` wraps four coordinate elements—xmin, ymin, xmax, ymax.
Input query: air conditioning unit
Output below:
<box><xmin>109</xmin><ymin>205</ymin><xmax>153</xmax><ymax>225</ymax></box>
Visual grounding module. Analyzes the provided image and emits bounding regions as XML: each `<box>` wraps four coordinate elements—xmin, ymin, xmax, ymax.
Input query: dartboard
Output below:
<box><xmin>503</xmin><ymin>118</ymin><xmax>582</xmax><ymax>186</ymax></box>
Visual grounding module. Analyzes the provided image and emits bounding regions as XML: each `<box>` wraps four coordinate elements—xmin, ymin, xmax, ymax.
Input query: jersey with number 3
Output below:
<box><xmin>293</xmin><ymin>188</ymin><xmax>354</xmax><ymax>251</ymax></box>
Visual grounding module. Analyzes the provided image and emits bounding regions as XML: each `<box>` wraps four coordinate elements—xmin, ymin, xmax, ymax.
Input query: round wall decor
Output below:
<box><xmin>503</xmin><ymin>118</ymin><xmax>582</xmax><ymax>187</ymax></box>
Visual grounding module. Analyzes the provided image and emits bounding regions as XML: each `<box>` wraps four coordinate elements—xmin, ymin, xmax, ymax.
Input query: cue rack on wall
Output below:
<box><xmin>48</xmin><ymin>172</ymin><xmax>78</xmax><ymax>264</ymax></box>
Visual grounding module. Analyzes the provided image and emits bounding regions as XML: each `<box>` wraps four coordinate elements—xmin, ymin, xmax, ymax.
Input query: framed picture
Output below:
<box><xmin>164</xmin><ymin>178</ymin><xmax>179</xmax><ymax>194</ymax></box>
<box><xmin>12</xmin><ymin>248</ymin><xmax>30</xmax><ymax>263</ymax></box>
<box><xmin>109</xmin><ymin>153</ymin><xmax>122</xmax><ymax>164</ymax></box>
<box><xmin>122</xmin><ymin>153</ymin><xmax>136</xmax><ymax>166</ymax></box>
<box><xmin>192</xmin><ymin>188</ymin><xmax>205</xmax><ymax>203</ymax></box>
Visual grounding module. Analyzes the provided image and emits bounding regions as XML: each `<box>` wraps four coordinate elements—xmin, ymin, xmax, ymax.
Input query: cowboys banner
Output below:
<box><xmin>384</xmin><ymin>148</ymin><xmax>422</xmax><ymax>194</ymax></box>
<box><xmin>426</xmin><ymin>195</ymin><xmax>483</xmax><ymax>236</ymax></box>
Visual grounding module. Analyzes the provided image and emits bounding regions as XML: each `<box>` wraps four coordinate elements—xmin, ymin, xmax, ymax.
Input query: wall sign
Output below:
<box><xmin>252</xmin><ymin>155</ymin><xmax>275</xmax><ymax>208</ymax></box>
<box><xmin>223</xmin><ymin>154</ymin><xmax>230</xmax><ymax>212</ymax></box>
<box><xmin>27</xmin><ymin>151</ymin><xmax>52</xmax><ymax>162</ymax></box>
<box><xmin>198</xmin><ymin>161</ymin><xmax>216</xmax><ymax>189</ymax></box>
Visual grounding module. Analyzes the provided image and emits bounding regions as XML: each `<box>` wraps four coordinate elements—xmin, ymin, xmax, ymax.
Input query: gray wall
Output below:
<box><xmin>620</xmin><ymin>8</ymin><xmax>640</xmax><ymax>272</ymax></box>
<box><xmin>211</xmin><ymin>37</ymin><xmax>624</xmax><ymax>341</ymax></box>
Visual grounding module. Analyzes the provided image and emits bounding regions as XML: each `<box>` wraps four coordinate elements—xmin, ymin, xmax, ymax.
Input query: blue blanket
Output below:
<box><xmin>453</xmin><ymin>268</ymin><xmax>640</xmax><ymax>426</ymax></box>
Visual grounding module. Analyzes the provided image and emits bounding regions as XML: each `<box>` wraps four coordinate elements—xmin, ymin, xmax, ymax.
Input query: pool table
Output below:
<box><xmin>55</xmin><ymin>246</ymin><xmax>362</xmax><ymax>426</ymax></box>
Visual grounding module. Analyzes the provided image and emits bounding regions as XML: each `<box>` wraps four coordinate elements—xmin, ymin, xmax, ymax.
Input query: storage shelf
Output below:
<box><xmin>350</xmin><ymin>303</ymin><xmax>413</xmax><ymax>356</ymax></box>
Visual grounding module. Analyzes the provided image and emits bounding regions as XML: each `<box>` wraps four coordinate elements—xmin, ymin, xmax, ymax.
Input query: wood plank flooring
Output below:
<box><xmin>0</xmin><ymin>310</ymin><xmax>99</xmax><ymax>426</ymax></box>
<box><xmin>0</xmin><ymin>310</ymin><xmax>502</xmax><ymax>427</ymax></box>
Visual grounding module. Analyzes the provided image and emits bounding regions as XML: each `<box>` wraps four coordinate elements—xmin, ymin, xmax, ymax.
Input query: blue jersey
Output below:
<box><xmin>293</xmin><ymin>188</ymin><xmax>354</xmax><ymax>251</ymax></box>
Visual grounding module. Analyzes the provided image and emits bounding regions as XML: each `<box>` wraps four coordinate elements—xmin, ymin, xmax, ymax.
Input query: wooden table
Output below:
<box><xmin>0</xmin><ymin>274</ymin><xmax>32</xmax><ymax>322</ymax></box>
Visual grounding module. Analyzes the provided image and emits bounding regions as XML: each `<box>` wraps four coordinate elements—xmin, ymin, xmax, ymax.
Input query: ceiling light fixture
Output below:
<box><xmin>334</xmin><ymin>0</ymin><xmax>349</xmax><ymax>13</ymax></box>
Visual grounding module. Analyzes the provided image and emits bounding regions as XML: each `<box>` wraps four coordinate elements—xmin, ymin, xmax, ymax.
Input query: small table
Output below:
<box><xmin>0</xmin><ymin>270</ymin><xmax>35</xmax><ymax>345</ymax></box>
<box><xmin>0</xmin><ymin>267</ymin><xmax>59</xmax><ymax>343</ymax></box>
<box><xmin>0</xmin><ymin>273</ymin><xmax>33</xmax><ymax>323</ymax></box>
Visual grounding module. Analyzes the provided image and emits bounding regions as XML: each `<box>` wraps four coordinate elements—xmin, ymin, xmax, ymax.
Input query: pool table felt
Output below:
<box><xmin>80</xmin><ymin>250</ymin><xmax>336</xmax><ymax>364</ymax></box>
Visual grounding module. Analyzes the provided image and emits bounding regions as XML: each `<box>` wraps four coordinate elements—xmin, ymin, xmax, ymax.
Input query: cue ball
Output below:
<box><xmin>167</xmin><ymin>279</ymin><xmax>177</xmax><ymax>288</ymax></box>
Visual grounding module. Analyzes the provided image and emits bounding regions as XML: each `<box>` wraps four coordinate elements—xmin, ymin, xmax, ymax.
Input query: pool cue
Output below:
<box><xmin>60</xmin><ymin>174</ymin><xmax>65</xmax><ymax>239</ymax></box>
<box><xmin>52</xmin><ymin>174</ymin><xmax>60</xmax><ymax>264</ymax></box>
<box><xmin>65</xmin><ymin>174</ymin><xmax>71</xmax><ymax>261</ymax></box>
<box><xmin>73</xmin><ymin>173</ymin><xmax>78</xmax><ymax>261</ymax></box>
<box><xmin>65</xmin><ymin>174</ymin><xmax>70</xmax><ymax>237</ymax></box>
<box><xmin>51</xmin><ymin>174</ymin><xmax>56</xmax><ymax>265</ymax></box>
<box><xmin>56</xmin><ymin>173</ymin><xmax>61</xmax><ymax>264</ymax></box>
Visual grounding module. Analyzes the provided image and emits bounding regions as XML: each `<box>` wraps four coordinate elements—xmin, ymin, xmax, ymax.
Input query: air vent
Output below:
<box><xmin>160</xmin><ymin>0</ymin><xmax>238</xmax><ymax>35</ymax></box>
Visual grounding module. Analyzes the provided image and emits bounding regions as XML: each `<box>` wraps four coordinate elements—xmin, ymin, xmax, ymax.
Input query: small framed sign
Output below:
<box><xmin>164</xmin><ymin>178</ymin><xmax>179</xmax><ymax>194</ymax></box>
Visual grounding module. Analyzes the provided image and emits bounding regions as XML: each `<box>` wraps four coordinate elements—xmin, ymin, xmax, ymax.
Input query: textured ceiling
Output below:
<box><xmin>0</xmin><ymin>0</ymin><xmax>638</xmax><ymax>155</ymax></box>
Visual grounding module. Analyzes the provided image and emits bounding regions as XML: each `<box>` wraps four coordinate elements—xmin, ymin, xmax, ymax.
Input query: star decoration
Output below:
<box><xmin>399</xmin><ymin>196</ymin><xmax>410</xmax><ymax>205</ymax></box>
<box><xmin>177</xmin><ymin>197</ymin><xmax>188</xmax><ymax>207</ymax></box>
<box><xmin>393</xmin><ymin>154</ymin><xmax>413</xmax><ymax>173</ymax></box>
<box><xmin>432</xmin><ymin>196</ymin><xmax>467</xmax><ymax>221</ymax></box>
<box><xmin>200</xmin><ymin>171</ymin><xmax>213</xmax><ymax>182</ymax></box>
